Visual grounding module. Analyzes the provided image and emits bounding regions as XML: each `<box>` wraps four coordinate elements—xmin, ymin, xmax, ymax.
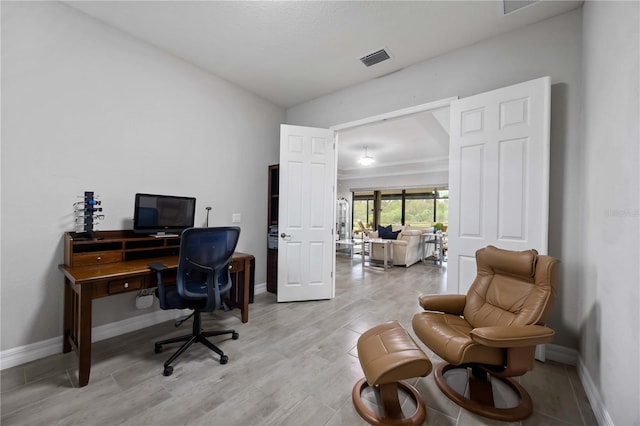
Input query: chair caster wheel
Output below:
<box><xmin>163</xmin><ymin>366</ymin><xmax>173</xmax><ymax>376</ymax></box>
<box><xmin>232</xmin><ymin>332</ymin><xmax>239</xmax><ymax>340</ymax></box>
<box><xmin>154</xmin><ymin>345</ymin><xmax>162</xmax><ymax>354</ymax></box>
<box><xmin>220</xmin><ymin>355</ymin><xmax>229</xmax><ymax>364</ymax></box>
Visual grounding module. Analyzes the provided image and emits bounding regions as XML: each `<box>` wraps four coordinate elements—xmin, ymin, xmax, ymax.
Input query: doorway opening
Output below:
<box><xmin>331</xmin><ymin>97</ymin><xmax>455</xmax><ymax>272</ymax></box>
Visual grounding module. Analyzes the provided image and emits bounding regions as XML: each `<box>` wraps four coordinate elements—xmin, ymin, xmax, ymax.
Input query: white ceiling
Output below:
<box><xmin>63</xmin><ymin>0</ymin><xmax>582</xmax><ymax>179</ymax></box>
<box><xmin>64</xmin><ymin>0</ymin><xmax>581</xmax><ymax>109</ymax></box>
<box><xmin>337</xmin><ymin>107</ymin><xmax>450</xmax><ymax>179</ymax></box>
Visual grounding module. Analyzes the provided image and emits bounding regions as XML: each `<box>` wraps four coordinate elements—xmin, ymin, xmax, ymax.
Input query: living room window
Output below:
<box><xmin>380</xmin><ymin>190</ymin><xmax>403</xmax><ymax>226</ymax></box>
<box><xmin>352</xmin><ymin>188</ymin><xmax>448</xmax><ymax>232</ymax></box>
<box><xmin>353</xmin><ymin>191</ymin><xmax>375</xmax><ymax>230</ymax></box>
<box><xmin>435</xmin><ymin>189</ymin><xmax>449</xmax><ymax>224</ymax></box>
<box><xmin>404</xmin><ymin>189</ymin><xmax>435</xmax><ymax>226</ymax></box>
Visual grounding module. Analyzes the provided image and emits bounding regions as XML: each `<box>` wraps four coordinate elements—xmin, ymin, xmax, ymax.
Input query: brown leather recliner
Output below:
<box><xmin>412</xmin><ymin>245</ymin><xmax>559</xmax><ymax>421</ymax></box>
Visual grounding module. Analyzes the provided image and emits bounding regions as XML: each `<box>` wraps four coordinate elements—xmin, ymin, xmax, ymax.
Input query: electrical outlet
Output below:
<box><xmin>232</xmin><ymin>213</ymin><xmax>241</xmax><ymax>223</ymax></box>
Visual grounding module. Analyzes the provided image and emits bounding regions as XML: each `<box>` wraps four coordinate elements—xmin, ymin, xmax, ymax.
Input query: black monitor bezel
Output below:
<box><xmin>132</xmin><ymin>193</ymin><xmax>196</xmax><ymax>235</ymax></box>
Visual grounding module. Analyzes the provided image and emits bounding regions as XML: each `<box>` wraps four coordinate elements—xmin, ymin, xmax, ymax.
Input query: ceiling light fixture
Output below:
<box><xmin>358</xmin><ymin>146</ymin><xmax>375</xmax><ymax>166</ymax></box>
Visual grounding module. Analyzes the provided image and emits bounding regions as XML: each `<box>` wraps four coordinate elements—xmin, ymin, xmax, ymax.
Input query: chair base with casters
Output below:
<box><xmin>434</xmin><ymin>362</ymin><xmax>533</xmax><ymax>422</ymax></box>
<box><xmin>352</xmin><ymin>321</ymin><xmax>432</xmax><ymax>426</ymax></box>
<box><xmin>154</xmin><ymin>307</ymin><xmax>239</xmax><ymax>376</ymax></box>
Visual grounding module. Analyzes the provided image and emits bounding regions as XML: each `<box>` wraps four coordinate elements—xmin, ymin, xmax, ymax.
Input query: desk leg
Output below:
<box><xmin>241</xmin><ymin>258</ymin><xmax>249</xmax><ymax>323</ymax></box>
<box><xmin>63</xmin><ymin>279</ymin><xmax>73</xmax><ymax>354</ymax></box>
<box><xmin>77</xmin><ymin>288</ymin><xmax>93</xmax><ymax>387</ymax></box>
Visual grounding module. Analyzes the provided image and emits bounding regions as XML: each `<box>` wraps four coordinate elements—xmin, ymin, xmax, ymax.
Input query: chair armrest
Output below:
<box><xmin>148</xmin><ymin>262</ymin><xmax>168</xmax><ymax>272</ymax></box>
<box><xmin>148</xmin><ymin>262</ymin><xmax>168</xmax><ymax>309</ymax></box>
<box><xmin>470</xmin><ymin>325</ymin><xmax>555</xmax><ymax>348</ymax></box>
<box><xmin>418</xmin><ymin>294</ymin><xmax>466</xmax><ymax>315</ymax></box>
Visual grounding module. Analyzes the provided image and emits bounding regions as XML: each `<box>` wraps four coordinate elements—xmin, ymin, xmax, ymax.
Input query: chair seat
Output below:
<box><xmin>412</xmin><ymin>312</ymin><xmax>504</xmax><ymax>366</ymax></box>
<box><xmin>159</xmin><ymin>281</ymin><xmax>208</xmax><ymax>310</ymax></box>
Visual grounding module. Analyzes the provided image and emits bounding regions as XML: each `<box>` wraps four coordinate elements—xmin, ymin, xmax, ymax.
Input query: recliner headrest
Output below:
<box><xmin>478</xmin><ymin>245</ymin><xmax>537</xmax><ymax>277</ymax></box>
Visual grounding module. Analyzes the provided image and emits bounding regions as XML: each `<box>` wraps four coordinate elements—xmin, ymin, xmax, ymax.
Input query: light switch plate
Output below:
<box><xmin>232</xmin><ymin>213</ymin><xmax>241</xmax><ymax>223</ymax></box>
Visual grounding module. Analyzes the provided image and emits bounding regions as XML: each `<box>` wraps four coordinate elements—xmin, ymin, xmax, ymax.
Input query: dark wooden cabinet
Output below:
<box><xmin>267</xmin><ymin>164</ymin><xmax>279</xmax><ymax>293</ymax></box>
<box><xmin>268</xmin><ymin>164</ymin><xmax>279</xmax><ymax>225</ymax></box>
<box><xmin>267</xmin><ymin>249</ymin><xmax>278</xmax><ymax>293</ymax></box>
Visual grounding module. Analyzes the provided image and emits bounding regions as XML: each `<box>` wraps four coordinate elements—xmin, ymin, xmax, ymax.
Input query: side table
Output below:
<box><xmin>364</xmin><ymin>238</ymin><xmax>394</xmax><ymax>270</ymax></box>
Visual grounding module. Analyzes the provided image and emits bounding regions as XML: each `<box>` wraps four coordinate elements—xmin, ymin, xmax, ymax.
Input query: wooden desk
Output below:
<box><xmin>58</xmin><ymin>230</ymin><xmax>253</xmax><ymax>387</ymax></box>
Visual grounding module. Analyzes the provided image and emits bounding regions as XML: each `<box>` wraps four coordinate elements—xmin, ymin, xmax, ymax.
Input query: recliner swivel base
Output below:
<box><xmin>434</xmin><ymin>362</ymin><xmax>533</xmax><ymax>422</ymax></box>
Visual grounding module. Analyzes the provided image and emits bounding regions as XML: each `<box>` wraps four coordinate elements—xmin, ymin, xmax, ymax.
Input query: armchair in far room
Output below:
<box><xmin>149</xmin><ymin>226</ymin><xmax>241</xmax><ymax>377</ymax></box>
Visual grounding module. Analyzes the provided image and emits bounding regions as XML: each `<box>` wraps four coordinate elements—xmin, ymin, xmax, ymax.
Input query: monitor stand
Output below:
<box><xmin>150</xmin><ymin>232</ymin><xmax>179</xmax><ymax>238</ymax></box>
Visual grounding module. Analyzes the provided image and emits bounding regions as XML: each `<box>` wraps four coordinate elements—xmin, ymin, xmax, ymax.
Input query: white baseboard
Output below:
<box><xmin>0</xmin><ymin>335</ymin><xmax>63</xmax><ymax>371</ymax></box>
<box><xmin>576</xmin><ymin>354</ymin><xmax>615</xmax><ymax>426</ymax></box>
<box><xmin>0</xmin><ymin>309</ymin><xmax>182</xmax><ymax>370</ymax></box>
<box><xmin>1</xmin><ymin>282</ymin><xmax>268</xmax><ymax>371</ymax></box>
<box><xmin>545</xmin><ymin>344</ymin><xmax>614</xmax><ymax>426</ymax></box>
<box><xmin>254</xmin><ymin>281</ymin><xmax>266</xmax><ymax>295</ymax></box>
<box><xmin>546</xmin><ymin>343</ymin><xmax>578</xmax><ymax>365</ymax></box>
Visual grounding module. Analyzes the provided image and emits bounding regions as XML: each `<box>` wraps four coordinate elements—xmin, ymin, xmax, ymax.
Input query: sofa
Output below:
<box><xmin>368</xmin><ymin>226</ymin><xmax>428</xmax><ymax>267</ymax></box>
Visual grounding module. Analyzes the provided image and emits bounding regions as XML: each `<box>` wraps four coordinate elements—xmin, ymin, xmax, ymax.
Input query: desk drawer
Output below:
<box><xmin>74</xmin><ymin>252</ymin><xmax>122</xmax><ymax>266</ymax></box>
<box><xmin>108</xmin><ymin>277</ymin><xmax>143</xmax><ymax>294</ymax></box>
<box><xmin>229</xmin><ymin>259</ymin><xmax>244</xmax><ymax>273</ymax></box>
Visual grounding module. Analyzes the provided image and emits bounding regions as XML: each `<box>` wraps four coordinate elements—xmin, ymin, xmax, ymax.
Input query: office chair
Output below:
<box><xmin>412</xmin><ymin>245</ymin><xmax>558</xmax><ymax>421</ymax></box>
<box><xmin>149</xmin><ymin>226</ymin><xmax>241</xmax><ymax>376</ymax></box>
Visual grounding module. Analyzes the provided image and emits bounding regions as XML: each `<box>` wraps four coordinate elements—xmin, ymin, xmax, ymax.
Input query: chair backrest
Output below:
<box><xmin>463</xmin><ymin>245</ymin><xmax>558</xmax><ymax>329</ymax></box>
<box><xmin>177</xmin><ymin>227</ymin><xmax>240</xmax><ymax>311</ymax></box>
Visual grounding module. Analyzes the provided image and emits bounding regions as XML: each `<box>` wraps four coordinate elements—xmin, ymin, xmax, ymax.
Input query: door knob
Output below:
<box><xmin>280</xmin><ymin>233</ymin><xmax>291</xmax><ymax>238</ymax></box>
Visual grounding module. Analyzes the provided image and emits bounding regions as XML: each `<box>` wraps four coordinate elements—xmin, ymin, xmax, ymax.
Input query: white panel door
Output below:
<box><xmin>278</xmin><ymin>124</ymin><xmax>335</xmax><ymax>302</ymax></box>
<box><xmin>448</xmin><ymin>76</ymin><xmax>551</xmax><ymax>295</ymax></box>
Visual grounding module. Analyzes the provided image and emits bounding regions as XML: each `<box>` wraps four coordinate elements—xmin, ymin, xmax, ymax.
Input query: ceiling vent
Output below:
<box><xmin>360</xmin><ymin>49</ymin><xmax>391</xmax><ymax>67</ymax></box>
<box><xmin>503</xmin><ymin>0</ymin><xmax>538</xmax><ymax>14</ymax></box>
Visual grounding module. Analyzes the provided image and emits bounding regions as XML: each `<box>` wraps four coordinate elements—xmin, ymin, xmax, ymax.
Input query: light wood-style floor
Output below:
<box><xmin>1</xmin><ymin>258</ymin><xmax>598</xmax><ymax>425</ymax></box>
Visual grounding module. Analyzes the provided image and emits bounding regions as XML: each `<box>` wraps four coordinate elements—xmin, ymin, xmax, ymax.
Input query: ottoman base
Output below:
<box><xmin>352</xmin><ymin>378</ymin><xmax>426</xmax><ymax>426</ymax></box>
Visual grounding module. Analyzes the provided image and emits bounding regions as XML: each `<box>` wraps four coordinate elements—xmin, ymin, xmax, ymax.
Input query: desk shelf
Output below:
<box><xmin>64</xmin><ymin>231</ymin><xmax>181</xmax><ymax>267</ymax></box>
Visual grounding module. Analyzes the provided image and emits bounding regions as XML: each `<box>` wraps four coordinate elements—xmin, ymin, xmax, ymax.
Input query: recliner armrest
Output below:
<box><xmin>470</xmin><ymin>325</ymin><xmax>555</xmax><ymax>348</ymax></box>
<box><xmin>418</xmin><ymin>294</ymin><xmax>466</xmax><ymax>315</ymax></box>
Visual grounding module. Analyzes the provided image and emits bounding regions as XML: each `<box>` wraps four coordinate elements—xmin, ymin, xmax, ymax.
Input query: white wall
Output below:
<box><xmin>0</xmin><ymin>2</ymin><xmax>284</xmax><ymax>351</ymax></box>
<box><xmin>288</xmin><ymin>9</ymin><xmax>583</xmax><ymax>349</ymax></box>
<box><xmin>580</xmin><ymin>2</ymin><xmax>639</xmax><ymax>424</ymax></box>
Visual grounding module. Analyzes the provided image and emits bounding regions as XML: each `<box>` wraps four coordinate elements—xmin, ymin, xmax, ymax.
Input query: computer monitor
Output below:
<box><xmin>133</xmin><ymin>193</ymin><xmax>196</xmax><ymax>237</ymax></box>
